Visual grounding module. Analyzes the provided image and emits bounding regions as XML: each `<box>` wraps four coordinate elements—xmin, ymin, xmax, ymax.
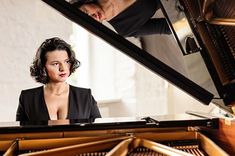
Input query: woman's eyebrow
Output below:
<box><xmin>49</xmin><ymin>58</ymin><xmax>69</xmax><ymax>62</ymax></box>
<box><xmin>49</xmin><ymin>60</ymin><xmax>59</xmax><ymax>63</ymax></box>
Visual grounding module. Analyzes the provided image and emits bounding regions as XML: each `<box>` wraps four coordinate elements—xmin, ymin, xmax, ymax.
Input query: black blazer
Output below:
<box><xmin>16</xmin><ymin>85</ymin><xmax>101</xmax><ymax>121</ymax></box>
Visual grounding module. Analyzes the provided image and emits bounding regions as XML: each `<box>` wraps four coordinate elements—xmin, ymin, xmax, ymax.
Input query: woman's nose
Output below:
<box><xmin>59</xmin><ymin>64</ymin><xmax>65</xmax><ymax>71</ymax></box>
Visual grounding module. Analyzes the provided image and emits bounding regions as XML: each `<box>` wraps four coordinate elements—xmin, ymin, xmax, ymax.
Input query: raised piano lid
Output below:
<box><xmin>41</xmin><ymin>0</ymin><xmax>235</xmax><ymax>114</ymax></box>
<box><xmin>0</xmin><ymin>113</ymin><xmax>218</xmax><ymax>134</ymax></box>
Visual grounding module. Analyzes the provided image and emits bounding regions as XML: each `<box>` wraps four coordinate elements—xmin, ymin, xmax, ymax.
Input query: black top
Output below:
<box><xmin>16</xmin><ymin>85</ymin><xmax>101</xmax><ymax>121</ymax></box>
<box><xmin>108</xmin><ymin>0</ymin><xmax>171</xmax><ymax>37</ymax></box>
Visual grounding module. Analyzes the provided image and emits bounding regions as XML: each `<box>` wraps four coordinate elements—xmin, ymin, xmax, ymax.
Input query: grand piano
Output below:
<box><xmin>0</xmin><ymin>0</ymin><xmax>235</xmax><ymax>155</ymax></box>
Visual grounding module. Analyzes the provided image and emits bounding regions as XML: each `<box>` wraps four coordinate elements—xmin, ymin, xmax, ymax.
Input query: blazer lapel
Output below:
<box><xmin>67</xmin><ymin>85</ymin><xmax>79</xmax><ymax>119</ymax></box>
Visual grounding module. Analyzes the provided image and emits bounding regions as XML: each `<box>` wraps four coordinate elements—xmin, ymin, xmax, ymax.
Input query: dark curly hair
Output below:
<box><xmin>30</xmin><ymin>37</ymin><xmax>80</xmax><ymax>84</ymax></box>
<box><xmin>69</xmin><ymin>0</ymin><xmax>98</xmax><ymax>8</ymax></box>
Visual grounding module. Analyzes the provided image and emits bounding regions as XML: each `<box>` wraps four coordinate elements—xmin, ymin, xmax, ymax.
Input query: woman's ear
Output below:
<box><xmin>42</xmin><ymin>68</ymin><xmax>47</xmax><ymax>77</ymax></box>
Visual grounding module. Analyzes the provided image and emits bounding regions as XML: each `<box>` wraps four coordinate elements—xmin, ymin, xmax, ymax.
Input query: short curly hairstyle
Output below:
<box><xmin>30</xmin><ymin>37</ymin><xmax>80</xmax><ymax>84</ymax></box>
<box><xmin>69</xmin><ymin>0</ymin><xmax>98</xmax><ymax>8</ymax></box>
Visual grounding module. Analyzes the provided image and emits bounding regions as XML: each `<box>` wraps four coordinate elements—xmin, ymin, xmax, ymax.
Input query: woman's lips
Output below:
<box><xmin>59</xmin><ymin>73</ymin><xmax>67</xmax><ymax>77</ymax></box>
<box><xmin>97</xmin><ymin>12</ymin><xmax>102</xmax><ymax>20</ymax></box>
<box><xmin>97</xmin><ymin>11</ymin><xmax>104</xmax><ymax>21</ymax></box>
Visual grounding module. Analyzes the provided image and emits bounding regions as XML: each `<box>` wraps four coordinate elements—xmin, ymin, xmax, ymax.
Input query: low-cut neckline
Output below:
<box><xmin>42</xmin><ymin>85</ymin><xmax>71</xmax><ymax>120</ymax></box>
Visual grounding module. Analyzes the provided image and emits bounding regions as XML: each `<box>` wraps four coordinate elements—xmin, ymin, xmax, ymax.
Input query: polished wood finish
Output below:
<box><xmin>3</xmin><ymin>140</ymin><xmax>18</xmax><ymax>156</ymax></box>
<box><xmin>0</xmin><ymin>127</ymin><xmax>228</xmax><ymax>156</ymax></box>
<box><xmin>202</xmin><ymin>118</ymin><xmax>235</xmax><ymax>155</ymax></box>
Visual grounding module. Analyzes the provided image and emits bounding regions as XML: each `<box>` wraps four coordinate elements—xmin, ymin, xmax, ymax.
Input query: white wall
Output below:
<box><xmin>0</xmin><ymin>0</ymin><xmax>73</xmax><ymax>121</ymax></box>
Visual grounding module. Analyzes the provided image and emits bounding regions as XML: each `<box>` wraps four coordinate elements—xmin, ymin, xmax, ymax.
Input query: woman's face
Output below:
<box><xmin>45</xmin><ymin>50</ymin><xmax>71</xmax><ymax>83</ymax></box>
<box><xmin>80</xmin><ymin>3</ymin><xmax>105</xmax><ymax>22</ymax></box>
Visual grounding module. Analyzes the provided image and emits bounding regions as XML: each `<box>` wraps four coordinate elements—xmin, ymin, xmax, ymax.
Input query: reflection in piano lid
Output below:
<box><xmin>42</xmin><ymin>0</ymin><xmax>235</xmax><ymax>115</ymax></box>
<box><xmin>176</xmin><ymin>0</ymin><xmax>235</xmax><ymax>105</ymax></box>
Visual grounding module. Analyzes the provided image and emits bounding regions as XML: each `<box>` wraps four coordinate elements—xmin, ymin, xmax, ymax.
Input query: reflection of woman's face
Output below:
<box><xmin>45</xmin><ymin>50</ymin><xmax>71</xmax><ymax>83</ymax></box>
<box><xmin>80</xmin><ymin>4</ymin><xmax>105</xmax><ymax>22</ymax></box>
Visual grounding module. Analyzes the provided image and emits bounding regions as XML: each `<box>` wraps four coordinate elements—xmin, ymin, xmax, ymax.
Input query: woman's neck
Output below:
<box><xmin>44</xmin><ymin>82</ymin><xmax>69</xmax><ymax>96</ymax></box>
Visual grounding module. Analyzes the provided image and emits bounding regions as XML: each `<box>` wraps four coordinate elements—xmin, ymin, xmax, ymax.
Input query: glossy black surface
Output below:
<box><xmin>0</xmin><ymin>114</ymin><xmax>218</xmax><ymax>134</ymax></box>
<box><xmin>41</xmin><ymin>0</ymin><xmax>213</xmax><ymax>105</ymax></box>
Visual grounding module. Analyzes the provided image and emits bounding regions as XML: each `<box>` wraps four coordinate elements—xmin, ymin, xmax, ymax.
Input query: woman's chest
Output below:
<box><xmin>44</xmin><ymin>95</ymin><xmax>69</xmax><ymax>120</ymax></box>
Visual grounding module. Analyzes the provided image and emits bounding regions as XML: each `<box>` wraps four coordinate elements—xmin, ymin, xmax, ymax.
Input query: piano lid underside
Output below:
<box><xmin>179</xmin><ymin>0</ymin><xmax>235</xmax><ymax>106</ymax></box>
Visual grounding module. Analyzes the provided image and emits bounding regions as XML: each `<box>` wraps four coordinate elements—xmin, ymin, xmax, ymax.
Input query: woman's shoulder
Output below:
<box><xmin>69</xmin><ymin>85</ymin><xmax>91</xmax><ymax>94</ymax></box>
<box><xmin>21</xmin><ymin>86</ymin><xmax>43</xmax><ymax>94</ymax></box>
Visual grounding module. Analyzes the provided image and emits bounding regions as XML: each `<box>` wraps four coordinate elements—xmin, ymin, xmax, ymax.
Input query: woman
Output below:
<box><xmin>16</xmin><ymin>37</ymin><xmax>101</xmax><ymax>121</ymax></box>
<box><xmin>70</xmin><ymin>0</ymin><xmax>171</xmax><ymax>37</ymax></box>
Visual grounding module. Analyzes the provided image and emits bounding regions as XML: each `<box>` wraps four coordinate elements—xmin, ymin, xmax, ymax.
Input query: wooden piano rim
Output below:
<box><xmin>1</xmin><ymin>131</ymin><xmax>228</xmax><ymax>156</ymax></box>
<box><xmin>1</xmin><ymin>131</ymin><xmax>196</xmax><ymax>151</ymax></box>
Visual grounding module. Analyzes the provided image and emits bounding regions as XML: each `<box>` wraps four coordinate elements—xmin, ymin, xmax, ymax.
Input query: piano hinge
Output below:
<box><xmin>142</xmin><ymin>117</ymin><xmax>160</xmax><ymax>126</ymax></box>
<box><xmin>188</xmin><ymin>126</ymin><xmax>200</xmax><ymax>132</ymax></box>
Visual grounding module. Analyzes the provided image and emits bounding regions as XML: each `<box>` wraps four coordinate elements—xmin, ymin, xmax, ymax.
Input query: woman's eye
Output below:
<box><xmin>52</xmin><ymin>63</ymin><xmax>59</xmax><ymax>66</ymax></box>
<box><xmin>66</xmin><ymin>60</ymin><xmax>71</xmax><ymax>64</ymax></box>
<box><xmin>81</xmin><ymin>8</ymin><xmax>88</xmax><ymax>14</ymax></box>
